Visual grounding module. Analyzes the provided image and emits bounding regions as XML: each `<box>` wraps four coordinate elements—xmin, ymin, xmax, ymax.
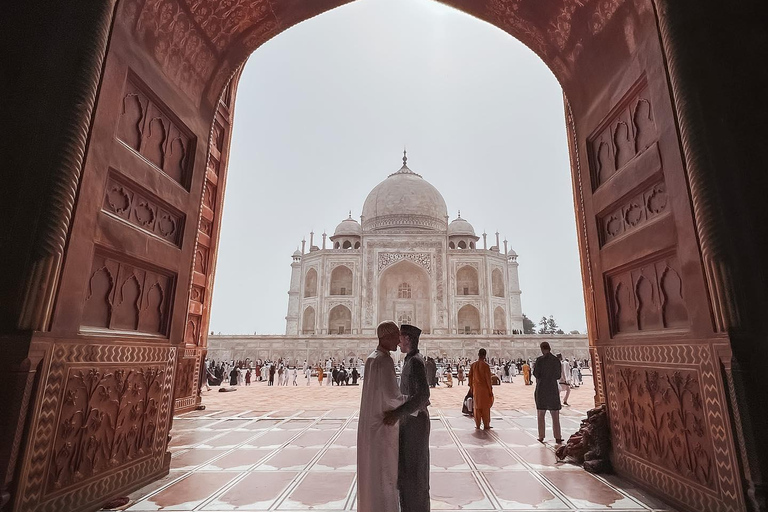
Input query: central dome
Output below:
<box><xmin>362</xmin><ymin>153</ymin><xmax>448</xmax><ymax>232</ymax></box>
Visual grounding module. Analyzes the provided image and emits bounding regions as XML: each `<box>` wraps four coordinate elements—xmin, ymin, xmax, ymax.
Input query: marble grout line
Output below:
<box><xmin>268</xmin><ymin>410</ymin><xmax>357</xmax><ymax>511</ymax></box>
<box><xmin>194</xmin><ymin>410</ymin><xmax>335</xmax><ymax>512</ymax></box>
<box><xmin>438</xmin><ymin>410</ymin><xmax>503</xmax><ymax>510</ymax></box>
<box><xmin>129</xmin><ymin>410</ymin><xmax>304</xmax><ymax>509</ymax></box>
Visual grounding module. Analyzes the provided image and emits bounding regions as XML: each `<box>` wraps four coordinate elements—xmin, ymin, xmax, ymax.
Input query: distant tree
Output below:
<box><xmin>538</xmin><ymin>316</ymin><xmax>549</xmax><ymax>334</ymax></box>
<box><xmin>522</xmin><ymin>314</ymin><xmax>536</xmax><ymax>334</ymax></box>
<box><xmin>555</xmin><ymin>329</ymin><xmax>565</xmax><ymax>335</ymax></box>
<box><xmin>569</xmin><ymin>330</ymin><xmax>581</xmax><ymax>335</ymax></box>
<box><xmin>546</xmin><ymin>315</ymin><xmax>559</xmax><ymax>334</ymax></box>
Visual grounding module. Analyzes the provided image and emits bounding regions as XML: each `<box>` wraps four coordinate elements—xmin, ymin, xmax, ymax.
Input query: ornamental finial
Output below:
<box><xmin>403</xmin><ymin>147</ymin><xmax>407</xmax><ymax>167</ymax></box>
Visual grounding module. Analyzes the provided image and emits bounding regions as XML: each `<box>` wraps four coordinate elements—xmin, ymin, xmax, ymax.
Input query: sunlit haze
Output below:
<box><xmin>209</xmin><ymin>0</ymin><xmax>587</xmax><ymax>334</ymax></box>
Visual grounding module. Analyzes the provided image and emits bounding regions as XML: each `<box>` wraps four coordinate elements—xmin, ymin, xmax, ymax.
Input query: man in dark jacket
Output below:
<box><xmin>533</xmin><ymin>341</ymin><xmax>563</xmax><ymax>444</ymax></box>
<box><xmin>384</xmin><ymin>324</ymin><xmax>431</xmax><ymax>512</ymax></box>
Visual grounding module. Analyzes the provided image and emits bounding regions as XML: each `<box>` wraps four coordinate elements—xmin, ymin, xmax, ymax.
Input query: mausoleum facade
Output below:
<box><xmin>285</xmin><ymin>153</ymin><xmax>524</xmax><ymax>336</ymax></box>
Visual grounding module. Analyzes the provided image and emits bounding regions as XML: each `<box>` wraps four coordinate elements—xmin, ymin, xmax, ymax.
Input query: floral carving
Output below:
<box><xmin>49</xmin><ymin>366</ymin><xmax>165</xmax><ymax>491</ymax></box>
<box><xmin>615</xmin><ymin>367</ymin><xmax>713</xmax><ymax>487</ymax></box>
<box><xmin>600</xmin><ymin>180</ymin><xmax>668</xmax><ymax>245</ymax></box>
<box><xmin>103</xmin><ymin>173</ymin><xmax>184</xmax><ymax>246</ymax></box>
<box><xmin>378</xmin><ymin>252</ymin><xmax>432</xmax><ymax>275</ymax></box>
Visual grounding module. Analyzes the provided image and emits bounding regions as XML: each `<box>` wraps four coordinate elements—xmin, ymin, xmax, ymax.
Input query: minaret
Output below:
<box><xmin>483</xmin><ymin>232</ymin><xmax>487</xmax><ymax>250</ymax></box>
<box><xmin>506</xmin><ymin>247</ymin><xmax>523</xmax><ymax>333</ymax></box>
<box><xmin>322</xmin><ymin>231</ymin><xmax>327</xmax><ymax>250</ymax></box>
<box><xmin>301</xmin><ymin>238</ymin><xmax>306</xmax><ymax>254</ymax></box>
<box><xmin>285</xmin><ymin>248</ymin><xmax>303</xmax><ymax>335</ymax></box>
<box><xmin>495</xmin><ymin>231</ymin><xmax>500</xmax><ymax>252</ymax></box>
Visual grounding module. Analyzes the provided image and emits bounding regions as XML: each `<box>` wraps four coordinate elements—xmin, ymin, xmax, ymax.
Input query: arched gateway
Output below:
<box><xmin>2</xmin><ymin>2</ymin><xmax>766</xmax><ymax>512</ymax></box>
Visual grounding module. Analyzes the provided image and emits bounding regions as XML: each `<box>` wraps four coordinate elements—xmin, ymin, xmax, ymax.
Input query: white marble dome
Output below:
<box><xmin>361</xmin><ymin>154</ymin><xmax>448</xmax><ymax>232</ymax></box>
<box><xmin>332</xmin><ymin>216</ymin><xmax>362</xmax><ymax>237</ymax></box>
<box><xmin>448</xmin><ymin>216</ymin><xmax>476</xmax><ymax>237</ymax></box>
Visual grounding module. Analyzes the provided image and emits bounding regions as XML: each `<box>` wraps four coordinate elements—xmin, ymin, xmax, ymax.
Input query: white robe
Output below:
<box><xmin>357</xmin><ymin>348</ymin><xmax>406</xmax><ymax>512</ymax></box>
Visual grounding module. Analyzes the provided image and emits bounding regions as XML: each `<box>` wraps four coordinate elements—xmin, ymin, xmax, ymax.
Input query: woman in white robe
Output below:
<box><xmin>357</xmin><ymin>323</ymin><xmax>406</xmax><ymax>512</ymax></box>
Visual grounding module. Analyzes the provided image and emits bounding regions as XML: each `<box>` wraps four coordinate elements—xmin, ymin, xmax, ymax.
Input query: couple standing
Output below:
<box><xmin>357</xmin><ymin>321</ymin><xmax>431</xmax><ymax>512</ymax></box>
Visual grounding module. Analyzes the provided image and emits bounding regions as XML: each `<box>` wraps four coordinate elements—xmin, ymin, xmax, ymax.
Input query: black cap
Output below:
<box><xmin>400</xmin><ymin>324</ymin><xmax>422</xmax><ymax>339</ymax></box>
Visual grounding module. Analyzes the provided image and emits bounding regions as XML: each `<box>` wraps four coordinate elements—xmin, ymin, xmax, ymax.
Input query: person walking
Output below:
<box><xmin>533</xmin><ymin>342</ymin><xmax>563</xmax><ymax>444</ymax></box>
<box><xmin>292</xmin><ymin>366</ymin><xmax>298</xmax><ymax>386</ymax></box>
<box><xmin>317</xmin><ymin>365</ymin><xmax>324</xmax><ymax>385</ymax></box>
<box><xmin>245</xmin><ymin>368</ymin><xmax>252</xmax><ymax>386</ymax></box>
<box><xmin>457</xmin><ymin>366</ymin><xmax>465</xmax><ymax>385</ymax></box>
<box><xmin>305</xmin><ymin>365</ymin><xmax>312</xmax><ymax>385</ymax></box>
<box><xmin>469</xmin><ymin>348</ymin><xmax>494</xmax><ymax>430</ymax></box>
<box><xmin>268</xmin><ymin>363</ymin><xmax>276</xmax><ymax>386</ymax></box>
<box><xmin>522</xmin><ymin>361</ymin><xmax>532</xmax><ymax>385</ymax></box>
<box><xmin>558</xmin><ymin>354</ymin><xmax>571</xmax><ymax>406</ymax></box>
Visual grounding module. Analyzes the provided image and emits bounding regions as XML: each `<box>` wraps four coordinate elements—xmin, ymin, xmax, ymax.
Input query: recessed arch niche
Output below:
<box><xmin>456</xmin><ymin>265</ymin><xmax>479</xmax><ymax>295</ymax></box>
<box><xmin>330</xmin><ymin>265</ymin><xmax>353</xmax><ymax>295</ymax></box>
<box><xmin>492</xmin><ymin>268</ymin><xmax>505</xmax><ymax>297</ymax></box>
<box><xmin>328</xmin><ymin>304</ymin><xmax>351</xmax><ymax>334</ymax></box>
<box><xmin>457</xmin><ymin>304</ymin><xmax>481</xmax><ymax>334</ymax></box>
<box><xmin>304</xmin><ymin>268</ymin><xmax>318</xmax><ymax>298</ymax></box>
<box><xmin>302</xmin><ymin>306</ymin><xmax>316</xmax><ymax>334</ymax></box>
<box><xmin>378</xmin><ymin>260</ymin><xmax>431</xmax><ymax>333</ymax></box>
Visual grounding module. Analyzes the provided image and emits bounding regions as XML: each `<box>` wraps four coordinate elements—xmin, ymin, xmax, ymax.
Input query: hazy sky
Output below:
<box><xmin>209</xmin><ymin>0</ymin><xmax>588</xmax><ymax>335</ymax></box>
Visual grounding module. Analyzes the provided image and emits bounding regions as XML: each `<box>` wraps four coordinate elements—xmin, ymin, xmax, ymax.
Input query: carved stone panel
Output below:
<box><xmin>103</xmin><ymin>172</ymin><xmax>184</xmax><ymax>246</ymax></box>
<box><xmin>599</xmin><ymin>180</ymin><xmax>668</xmax><ymax>245</ymax></box>
<box><xmin>378</xmin><ymin>252</ymin><xmax>432</xmax><ymax>275</ymax></box>
<box><xmin>588</xmin><ymin>79</ymin><xmax>658</xmax><ymax>190</ymax></box>
<box><xmin>16</xmin><ymin>343</ymin><xmax>176</xmax><ymax>512</ymax></box>
<box><xmin>605</xmin><ymin>344</ymin><xmax>743</xmax><ymax>512</ymax></box>
<box><xmin>116</xmin><ymin>74</ymin><xmax>195</xmax><ymax>188</ymax></box>
<box><xmin>606</xmin><ymin>253</ymin><xmax>689</xmax><ymax>336</ymax></box>
<box><xmin>82</xmin><ymin>251</ymin><xmax>175</xmax><ymax>336</ymax></box>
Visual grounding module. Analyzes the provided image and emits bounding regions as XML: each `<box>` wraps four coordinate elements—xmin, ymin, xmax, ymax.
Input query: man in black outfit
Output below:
<box><xmin>384</xmin><ymin>324</ymin><xmax>431</xmax><ymax>512</ymax></box>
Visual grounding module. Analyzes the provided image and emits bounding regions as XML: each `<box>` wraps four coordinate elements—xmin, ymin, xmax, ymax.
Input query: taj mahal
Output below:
<box><xmin>207</xmin><ymin>154</ymin><xmax>588</xmax><ymax>363</ymax></box>
<box><xmin>285</xmin><ymin>151</ymin><xmax>524</xmax><ymax>336</ymax></box>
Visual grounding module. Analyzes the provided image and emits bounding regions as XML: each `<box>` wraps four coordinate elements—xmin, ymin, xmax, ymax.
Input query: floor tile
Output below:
<box><xmin>484</xmin><ymin>471</ymin><xmax>568</xmax><ymax>509</ymax></box>
<box><xmin>199</xmin><ymin>449</ymin><xmax>274</xmax><ymax>470</ymax></box>
<box><xmin>278</xmin><ymin>471</ymin><xmax>355</xmax><ymax>509</ymax></box>
<box><xmin>542</xmin><ymin>471</ymin><xmax>643</xmax><ymax>509</ymax></box>
<box><xmin>464</xmin><ymin>447</ymin><xmax>524</xmax><ymax>470</ymax></box>
<box><xmin>170</xmin><ymin>449</ymin><xmax>227</xmax><ymax>470</ymax></box>
<box><xmin>313</xmin><ymin>447</ymin><xmax>357</xmax><ymax>470</ymax></box>
<box><xmin>430</xmin><ymin>447</ymin><xmax>470</xmax><ymax>470</ymax></box>
<box><xmin>202</xmin><ymin>471</ymin><xmax>299</xmax><ymax>510</ymax></box>
<box><xmin>287</xmin><ymin>429</ymin><xmax>336</xmax><ymax>448</ymax></box>
<box><xmin>128</xmin><ymin>472</ymin><xmax>237</xmax><ymax>510</ymax></box>
<box><xmin>430</xmin><ymin>472</ymin><xmax>493</xmax><ymax>509</ymax></box>
<box><xmin>256</xmin><ymin>448</ymin><xmax>320</xmax><ymax>470</ymax></box>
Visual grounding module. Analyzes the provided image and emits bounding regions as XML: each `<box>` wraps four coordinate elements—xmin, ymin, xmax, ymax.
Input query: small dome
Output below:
<box><xmin>507</xmin><ymin>248</ymin><xmax>518</xmax><ymax>256</ymax></box>
<box><xmin>292</xmin><ymin>249</ymin><xmax>302</xmax><ymax>257</ymax></box>
<box><xmin>448</xmin><ymin>216</ymin><xmax>475</xmax><ymax>237</ymax></box>
<box><xmin>332</xmin><ymin>216</ymin><xmax>362</xmax><ymax>237</ymax></box>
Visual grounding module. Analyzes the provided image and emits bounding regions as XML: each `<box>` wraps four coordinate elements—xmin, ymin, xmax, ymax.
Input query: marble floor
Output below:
<box><xmin>123</xmin><ymin>405</ymin><xmax>674</xmax><ymax>512</ymax></box>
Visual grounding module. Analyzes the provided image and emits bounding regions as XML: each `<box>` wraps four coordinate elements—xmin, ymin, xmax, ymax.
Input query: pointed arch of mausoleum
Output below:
<box><xmin>378</xmin><ymin>260</ymin><xmax>432</xmax><ymax>333</ymax></box>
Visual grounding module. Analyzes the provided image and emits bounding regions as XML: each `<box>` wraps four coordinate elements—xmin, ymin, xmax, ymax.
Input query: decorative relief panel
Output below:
<box><xmin>605</xmin><ymin>345</ymin><xmax>743</xmax><ymax>512</ymax></box>
<box><xmin>184</xmin><ymin>314</ymin><xmax>202</xmax><ymax>344</ymax></box>
<box><xmin>607</xmin><ymin>253</ymin><xmax>689</xmax><ymax>336</ymax></box>
<box><xmin>363</xmin><ymin>214</ymin><xmax>447</xmax><ymax>232</ymax></box>
<box><xmin>116</xmin><ymin>75</ymin><xmax>195</xmax><ymax>188</ymax></box>
<box><xmin>82</xmin><ymin>251</ymin><xmax>175</xmax><ymax>336</ymax></box>
<box><xmin>330</xmin><ymin>261</ymin><xmax>356</xmax><ymax>270</ymax></box>
<box><xmin>378</xmin><ymin>252</ymin><xmax>432</xmax><ymax>275</ymax></box>
<box><xmin>103</xmin><ymin>172</ymin><xmax>184</xmax><ymax>246</ymax></box>
<box><xmin>599</xmin><ymin>180</ymin><xmax>668</xmax><ymax>245</ymax></box>
<box><xmin>17</xmin><ymin>344</ymin><xmax>175</xmax><ymax>512</ymax></box>
<box><xmin>588</xmin><ymin>80</ymin><xmax>657</xmax><ymax>189</ymax></box>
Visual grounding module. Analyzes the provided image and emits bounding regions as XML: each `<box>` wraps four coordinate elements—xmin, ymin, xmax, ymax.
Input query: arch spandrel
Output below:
<box><xmin>120</xmin><ymin>0</ymin><xmax>647</xmax><ymax>110</ymax></box>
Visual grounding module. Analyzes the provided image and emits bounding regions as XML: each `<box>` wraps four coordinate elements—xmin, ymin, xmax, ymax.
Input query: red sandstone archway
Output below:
<box><xmin>3</xmin><ymin>2</ymin><xmax>764</xmax><ymax>512</ymax></box>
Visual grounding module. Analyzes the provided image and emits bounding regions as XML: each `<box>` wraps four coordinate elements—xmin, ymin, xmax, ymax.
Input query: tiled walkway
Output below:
<box><xmin>125</xmin><ymin>403</ymin><xmax>674</xmax><ymax>511</ymax></box>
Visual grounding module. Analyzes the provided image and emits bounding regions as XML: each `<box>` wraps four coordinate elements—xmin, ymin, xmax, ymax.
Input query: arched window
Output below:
<box><xmin>342</xmin><ymin>240</ymin><xmax>352</xmax><ymax>249</ymax></box>
<box><xmin>398</xmin><ymin>282</ymin><xmax>412</xmax><ymax>299</ymax></box>
<box><xmin>304</xmin><ymin>268</ymin><xmax>317</xmax><ymax>298</ymax></box>
<box><xmin>334</xmin><ymin>242</ymin><xmax>340</xmax><ymax>249</ymax></box>
<box><xmin>456</xmin><ymin>266</ymin><xmax>479</xmax><ymax>295</ymax></box>
<box><xmin>302</xmin><ymin>306</ymin><xmax>316</xmax><ymax>334</ymax></box>
<box><xmin>493</xmin><ymin>306</ymin><xmax>506</xmax><ymax>334</ymax></box>
<box><xmin>492</xmin><ymin>268</ymin><xmax>505</xmax><ymax>297</ymax></box>
<box><xmin>354</xmin><ymin>241</ymin><xmax>361</xmax><ymax>249</ymax></box>
<box><xmin>328</xmin><ymin>305</ymin><xmax>352</xmax><ymax>335</ymax></box>
<box><xmin>457</xmin><ymin>304</ymin><xmax>481</xmax><ymax>334</ymax></box>
<box><xmin>470</xmin><ymin>241</ymin><xmax>475</xmax><ymax>249</ymax></box>
<box><xmin>458</xmin><ymin>240</ymin><xmax>467</xmax><ymax>249</ymax></box>
<box><xmin>449</xmin><ymin>241</ymin><xmax>455</xmax><ymax>249</ymax></box>
<box><xmin>330</xmin><ymin>265</ymin><xmax>353</xmax><ymax>295</ymax></box>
